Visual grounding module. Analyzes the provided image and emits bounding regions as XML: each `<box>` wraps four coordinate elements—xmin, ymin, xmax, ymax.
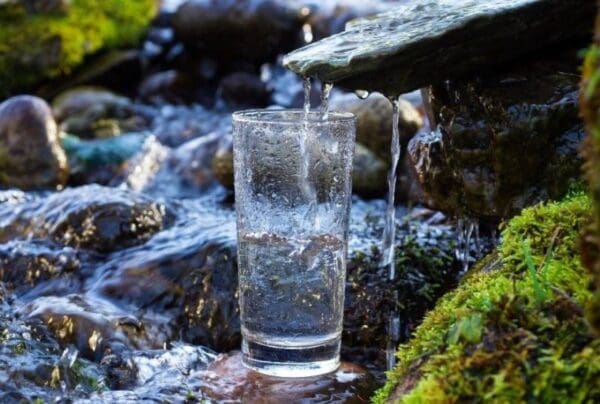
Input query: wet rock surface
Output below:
<box><xmin>172</xmin><ymin>0</ymin><xmax>304</xmax><ymax>65</ymax></box>
<box><xmin>200</xmin><ymin>351</ymin><xmax>376</xmax><ymax>402</ymax></box>
<box><xmin>409</xmin><ymin>54</ymin><xmax>584</xmax><ymax>218</ymax></box>
<box><xmin>283</xmin><ymin>0</ymin><xmax>595</xmax><ymax>95</ymax></box>
<box><xmin>0</xmin><ymin>95</ymin><xmax>68</xmax><ymax>190</ymax></box>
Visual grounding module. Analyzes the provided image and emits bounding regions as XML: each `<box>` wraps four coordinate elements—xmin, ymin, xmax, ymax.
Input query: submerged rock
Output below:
<box><xmin>0</xmin><ymin>298</ymin><xmax>107</xmax><ymax>401</ymax></box>
<box><xmin>0</xmin><ymin>240</ymin><xmax>81</xmax><ymax>292</ymax></box>
<box><xmin>0</xmin><ymin>185</ymin><xmax>174</xmax><ymax>253</ymax></box>
<box><xmin>61</xmin><ymin>132</ymin><xmax>147</xmax><ymax>186</ymax></box>
<box><xmin>283</xmin><ymin>0</ymin><xmax>594</xmax><ymax>95</ymax></box>
<box><xmin>23</xmin><ymin>294</ymin><xmax>168</xmax><ymax>361</ymax></box>
<box><xmin>172</xmin><ymin>0</ymin><xmax>304</xmax><ymax>64</ymax></box>
<box><xmin>0</xmin><ymin>95</ymin><xmax>68</xmax><ymax>189</ymax></box>
<box><xmin>409</xmin><ymin>54</ymin><xmax>584</xmax><ymax>219</ymax></box>
<box><xmin>374</xmin><ymin>194</ymin><xmax>600</xmax><ymax>403</ymax></box>
<box><xmin>95</xmin><ymin>222</ymin><xmax>240</xmax><ymax>352</ymax></box>
<box><xmin>0</xmin><ymin>0</ymin><xmax>157</xmax><ymax>97</ymax></box>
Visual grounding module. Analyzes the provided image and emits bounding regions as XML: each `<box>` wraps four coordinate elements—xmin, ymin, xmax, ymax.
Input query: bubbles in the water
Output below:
<box><xmin>355</xmin><ymin>89</ymin><xmax>370</xmax><ymax>99</ymax></box>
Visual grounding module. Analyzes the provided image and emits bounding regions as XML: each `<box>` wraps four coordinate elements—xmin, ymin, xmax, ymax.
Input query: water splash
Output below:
<box><xmin>455</xmin><ymin>217</ymin><xmax>479</xmax><ymax>273</ymax></box>
<box><xmin>320</xmin><ymin>82</ymin><xmax>333</xmax><ymax>119</ymax></box>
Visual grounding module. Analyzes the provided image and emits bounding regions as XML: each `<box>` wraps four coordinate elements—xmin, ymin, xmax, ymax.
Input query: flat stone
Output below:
<box><xmin>283</xmin><ymin>0</ymin><xmax>594</xmax><ymax>95</ymax></box>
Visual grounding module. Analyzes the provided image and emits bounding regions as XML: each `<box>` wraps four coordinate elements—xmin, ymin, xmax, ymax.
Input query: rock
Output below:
<box><xmin>38</xmin><ymin>50</ymin><xmax>144</xmax><ymax>99</ymax></box>
<box><xmin>212</xmin><ymin>136</ymin><xmax>234</xmax><ymax>190</ymax></box>
<box><xmin>0</xmin><ymin>95</ymin><xmax>68</xmax><ymax>189</ymax></box>
<box><xmin>23</xmin><ymin>294</ymin><xmax>168</xmax><ymax>361</ymax></box>
<box><xmin>0</xmin><ymin>240</ymin><xmax>81</xmax><ymax>291</ymax></box>
<box><xmin>172</xmin><ymin>0</ymin><xmax>304</xmax><ymax>64</ymax></box>
<box><xmin>95</xmin><ymin>227</ymin><xmax>240</xmax><ymax>352</ymax></box>
<box><xmin>0</xmin><ymin>0</ymin><xmax>157</xmax><ymax>97</ymax></box>
<box><xmin>138</xmin><ymin>70</ymin><xmax>199</xmax><ymax>104</ymax></box>
<box><xmin>283</xmin><ymin>0</ymin><xmax>595</xmax><ymax>95</ymax></box>
<box><xmin>0</xmin><ymin>185</ymin><xmax>175</xmax><ymax>253</ymax></box>
<box><xmin>60</xmin><ymin>132</ymin><xmax>147</xmax><ymax>186</ymax></box>
<box><xmin>199</xmin><ymin>352</ymin><xmax>376</xmax><ymax>402</ymax></box>
<box><xmin>305</xmin><ymin>0</ymin><xmax>394</xmax><ymax>40</ymax></box>
<box><xmin>376</xmin><ymin>194</ymin><xmax>600</xmax><ymax>403</ymax></box>
<box><xmin>351</xmin><ymin>143</ymin><xmax>387</xmax><ymax>198</ymax></box>
<box><xmin>136</xmin><ymin>132</ymin><xmax>225</xmax><ymax>198</ymax></box>
<box><xmin>216</xmin><ymin>72</ymin><xmax>271</xmax><ymax>109</ymax></box>
<box><xmin>0</xmin><ymin>298</ymin><xmax>106</xmax><ymax>401</ymax></box>
<box><xmin>151</xmin><ymin>104</ymin><xmax>231</xmax><ymax>147</ymax></box>
<box><xmin>329</xmin><ymin>92</ymin><xmax>423</xmax><ymax>162</ymax></box>
<box><xmin>408</xmin><ymin>54</ymin><xmax>584</xmax><ymax>219</ymax></box>
<box><xmin>52</xmin><ymin>87</ymin><xmax>151</xmax><ymax>139</ymax></box>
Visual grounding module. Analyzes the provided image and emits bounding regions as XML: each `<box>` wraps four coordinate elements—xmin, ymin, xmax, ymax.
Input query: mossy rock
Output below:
<box><xmin>580</xmin><ymin>11</ymin><xmax>600</xmax><ymax>337</ymax></box>
<box><xmin>374</xmin><ymin>193</ymin><xmax>600</xmax><ymax>403</ymax></box>
<box><xmin>0</xmin><ymin>0</ymin><xmax>157</xmax><ymax>98</ymax></box>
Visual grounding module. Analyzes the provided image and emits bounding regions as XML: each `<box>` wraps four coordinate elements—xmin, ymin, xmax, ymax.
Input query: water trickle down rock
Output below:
<box><xmin>283</xmin><ymin>0</ymin><xmax>594</xmax><ymax>96</ymax></box>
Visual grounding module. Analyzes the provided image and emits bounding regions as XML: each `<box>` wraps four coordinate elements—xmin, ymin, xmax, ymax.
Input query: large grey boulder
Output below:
<box><xmin>408</xmin><ymin>53</ymin><xmax>583</xmax><ymax>219</ymax></box>
<box><xmin>283</xmin><ymin>0</ymin><xmax>594</xmax><ymax>95</ymax></box>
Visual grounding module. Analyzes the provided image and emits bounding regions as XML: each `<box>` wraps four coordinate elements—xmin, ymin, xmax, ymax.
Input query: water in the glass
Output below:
<box><xmin>233</xmin><ymin>110</ymin><xmax>356</xmax><ymax>377</ymax></box>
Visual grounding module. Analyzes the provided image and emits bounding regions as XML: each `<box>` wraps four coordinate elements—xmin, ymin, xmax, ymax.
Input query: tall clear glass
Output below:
<box><xmin>232</xmin><ymin>109</ymin><xmax>356</xmax><ymax>377</ymax></box>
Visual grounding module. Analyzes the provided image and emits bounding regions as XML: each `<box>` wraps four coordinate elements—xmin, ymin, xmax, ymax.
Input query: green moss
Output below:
<box><xmin>374</xmin><ymin>193</ymin><xmax>600</xmax><ymax>403</ymax></box>
<box><xmin>0</xmin><ymin>0</ymin><xmax>157</xmax><ymax>97</ymax></box>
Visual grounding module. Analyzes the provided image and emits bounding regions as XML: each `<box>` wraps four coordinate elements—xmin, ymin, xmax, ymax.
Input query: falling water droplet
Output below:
<box><xmin>303</xmin><ymin>77</ymin><xmax>312</xmax><ymax>117</ymax></box>
<box><xmin>320</xmin><ymin>82</ymin><xmax>333</xmax><ymax>120</ymax></box>
<box><xmin>355</xmin><ymin>89</ymin><xmax>370</xmax><ymax>99</ymax></box>
<box><xmin>302</xmin><ymin>23</ymin><xmax>314</xmax><ymax>44</ymax></box>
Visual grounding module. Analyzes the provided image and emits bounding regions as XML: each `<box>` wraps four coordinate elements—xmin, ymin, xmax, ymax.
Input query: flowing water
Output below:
<box><xmin>455</xmin><ymin>217</ymin><xmax>480</xmax><ymax>273</ymax></box>
<box><xmin>320</xmin><ymin>82</ymin><xmax>334</xmax><ymax>119</ymax></box>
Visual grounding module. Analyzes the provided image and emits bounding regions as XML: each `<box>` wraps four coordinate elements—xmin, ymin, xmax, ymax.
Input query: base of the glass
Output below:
<box><xmin>241</xmin><ymin>337</ymin><xmax>341</xmax><ymax>378</ymax></box>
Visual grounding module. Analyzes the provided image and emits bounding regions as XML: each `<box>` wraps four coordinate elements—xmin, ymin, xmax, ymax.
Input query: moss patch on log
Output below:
<box><xmin>374</xmin><ymin>193</ymin><xmax>600</xmax><ymax>403</ymax></box>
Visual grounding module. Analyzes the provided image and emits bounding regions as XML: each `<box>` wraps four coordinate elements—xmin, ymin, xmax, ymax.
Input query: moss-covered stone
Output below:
<box><xmin>374</xmin><ymin>193</ymin><xmax>600</xmax><ymax>403</ymax></box>
<box><xmin>580</xmin><ymin>10</ymin><xmax>600</xmax><ymax>337</ymax></box>
<box><xmin>0</xmin><ymin>0</ymin><xmax>157</xmax><ymax>97</ymax></box>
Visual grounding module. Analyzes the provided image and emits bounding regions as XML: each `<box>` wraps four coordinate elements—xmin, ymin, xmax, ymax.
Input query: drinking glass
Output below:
<box><xmin>232</xmin><ymin>109</ymin><xmax>356</xmax><ymax>377</ymax></box>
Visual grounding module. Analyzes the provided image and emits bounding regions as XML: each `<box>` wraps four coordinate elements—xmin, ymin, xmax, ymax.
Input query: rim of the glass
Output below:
<box><xmin>232</xmin><ymin>109</ymin><xmax>356</xmax><ymax>124</ymax></box>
